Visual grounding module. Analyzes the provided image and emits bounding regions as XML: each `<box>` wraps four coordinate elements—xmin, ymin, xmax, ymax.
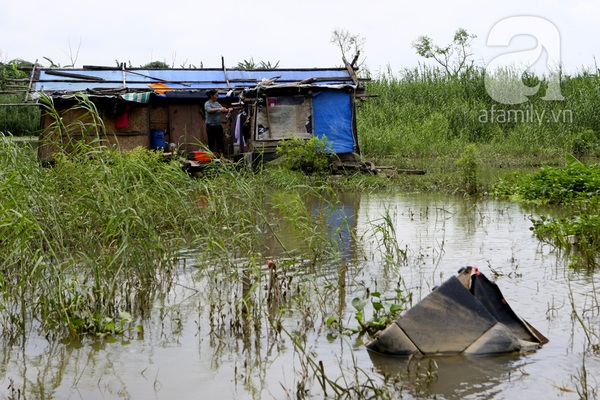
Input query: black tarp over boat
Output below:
<box><xmin>366</xmin><ymin>267</ymin><xmax>548</xmax><ymax>356</ymax></box>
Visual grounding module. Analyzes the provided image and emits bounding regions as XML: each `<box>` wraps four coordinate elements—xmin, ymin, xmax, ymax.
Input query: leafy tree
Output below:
<box><xmin>412</xmin><ymin>28</ymin><xmax>477</xmax><ymax>77</ymax></box>
<box><xmin>1</xmin><ymin>59</ymin><xmax>34</xmax><ymax>80</ymax></box>
<box><xmin>141</xmin><ymin>60</ymin><xmax>170</xmax><ymax>69</ymax></box>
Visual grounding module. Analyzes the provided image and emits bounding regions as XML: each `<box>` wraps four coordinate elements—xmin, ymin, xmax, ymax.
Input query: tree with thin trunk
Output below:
<box><xmin>330</xmin><ymin>28</ymin><xmax>366</xmax><ymax>69</ymax></box>
<box><xmin>412</xmin><ymin>28</ymin><xmax>477</xmax><ymax>77</ymax></box>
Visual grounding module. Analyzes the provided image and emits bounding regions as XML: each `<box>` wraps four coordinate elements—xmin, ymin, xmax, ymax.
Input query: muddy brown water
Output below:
<box><xmin>1</xmin><ymin>192</ymin><xmax>598</xmax><ymax>399</ymax></box>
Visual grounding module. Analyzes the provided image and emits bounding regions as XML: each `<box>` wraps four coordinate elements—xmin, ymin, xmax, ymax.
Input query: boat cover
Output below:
<box><xmin>366</xmin><ymin>267</ymin><xmax>548</xmax><ymax>356</ymax></box>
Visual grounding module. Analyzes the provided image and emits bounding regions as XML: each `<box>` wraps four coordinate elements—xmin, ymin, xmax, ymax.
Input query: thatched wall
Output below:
<box><xmin>38</xmin><ymin>101</ymin><xmax>151</xmax><ymax>162</ymax></box>
<box><xmin>38</xmin><ymin>97</ymin><xmax>232</xmax><ymax>162</ymax></box>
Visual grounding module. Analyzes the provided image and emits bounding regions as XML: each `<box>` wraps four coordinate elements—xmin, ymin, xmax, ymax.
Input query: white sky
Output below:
<box><xmin>1</xmin><ymin>0</ymin><xmax>598</xmax><ymax>76</ymax></box>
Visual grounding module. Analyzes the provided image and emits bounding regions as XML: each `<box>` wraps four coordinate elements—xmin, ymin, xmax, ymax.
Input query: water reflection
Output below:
<box><xmin>260</xmin><ymin>189</ymin><xmax>360</xmax><ymax>263</ymax></box>
<box><xmin>1</xmin><ymin>192</ymin><xmax>599</xmax><ymax>399</ymax></box>
<box><xmin>368</xmin><ymin>351</ymin><xmax>527</xmax><ymax>399</ymax></box>
<box><xmin>356</xmin><ymin>193</ymin><xmax>599</xmax><ymax>399</ymax></box>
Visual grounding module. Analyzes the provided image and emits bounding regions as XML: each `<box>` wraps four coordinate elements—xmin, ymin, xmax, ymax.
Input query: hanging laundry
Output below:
<box><xmin>235</xmin><ymin>113</ymin><xmax>247</xmax><ymax>152</ymax></box>
<box><xmin>115</xmin><ymin>104</ymin><xmax>130</xmax><ymax>128</ymax></box>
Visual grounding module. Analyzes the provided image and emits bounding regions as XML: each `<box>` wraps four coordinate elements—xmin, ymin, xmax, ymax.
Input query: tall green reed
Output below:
<box><xmin>1</xmin><ymin>93</ymin><xmax>413</xmax><ymax>397</ymax></box>
<box><xmin>358</xmin><ymin>65</ymin><xmax>600</xmax><ymax>167</ymax></box>
<box><xmin>0</xmin><ymin>95</ymin><xmax>210</xmax><ymax>339</ymax></box>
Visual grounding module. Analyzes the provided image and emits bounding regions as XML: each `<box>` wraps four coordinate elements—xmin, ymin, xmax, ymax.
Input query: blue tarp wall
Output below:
<box><xmin>312</xmin><ymin>90</ymin><xmax>355</xmax><ymax>154</ymax></box>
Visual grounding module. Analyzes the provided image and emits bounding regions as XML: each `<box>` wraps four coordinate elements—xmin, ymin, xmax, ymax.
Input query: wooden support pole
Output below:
<box><xmin>342</xmin><ymin>56</ymin><xmax>359</xmax><ymax>86</ymax></box>
<box><xmin>24</xmin><ymin>60</ymin><xmax>38</xmax><ymax>102</ymax></box>
<box><xmin>221</xmin><ymin>56</ymin><xmax>231</xmax><ymax>89</ymax></box>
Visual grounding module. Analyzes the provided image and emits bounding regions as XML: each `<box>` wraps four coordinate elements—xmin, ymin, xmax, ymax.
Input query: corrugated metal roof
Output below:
<box><xmin>33</xmin><ymin>67</ymin><xmax>356</xmax><ymax>93</ymax></box>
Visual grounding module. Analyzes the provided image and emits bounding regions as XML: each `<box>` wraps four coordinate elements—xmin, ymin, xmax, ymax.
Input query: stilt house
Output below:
<box><xmin>30</xmin><ymin>60</ymin><xmax>369</xmax><ymax>165</ymax></box>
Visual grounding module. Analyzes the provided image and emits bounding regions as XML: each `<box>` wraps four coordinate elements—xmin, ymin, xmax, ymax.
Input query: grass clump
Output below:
<box><xmin>0</xmin><ymin>94</ymin><xmax>40</xmax><ymax>135</ymax></box>
<box><xmin>0</xmin><ymin>135</ymin><xmax>204</xmax><ymax>338</ymax></box>
<box><xmin>530</xmin><ymin>214</ymin><xmax>600</xmax><ymax>269</ymax></box>
<box><xmin>0</xmin><ymin>93</ymin><xmax>212</xmax><ymax>339</ymax></box>
<box><xmin>494</xmin><ymin>155</ymin><xmax>600</xmax><ymax>206</ymax></box>
<box><xmin>494</xmin><ymin>155</ymin><xmax>600</xmax><ymax>268</ymax></box>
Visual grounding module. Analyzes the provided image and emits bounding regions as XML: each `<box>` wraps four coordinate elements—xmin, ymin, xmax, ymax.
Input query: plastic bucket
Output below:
<box><xmin>151</xmin><ymin>129</ymin><xmax>166</xmax><ymax>150</ymax></box>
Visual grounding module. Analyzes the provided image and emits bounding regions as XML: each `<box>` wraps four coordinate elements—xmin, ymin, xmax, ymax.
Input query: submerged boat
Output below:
<box><xmin>366</xmin><ymin>266</ymin><xmax>548</xmax><ymax>356</ymax></box>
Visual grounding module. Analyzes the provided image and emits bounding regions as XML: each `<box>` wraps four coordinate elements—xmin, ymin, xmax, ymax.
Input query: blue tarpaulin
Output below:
<box><xmin>34</xmin><ymin>68</ymin><xmax>355</xmax><ymax>92</ymax></box>
<box><xmin>312</xmin><ymin>90</ymin><xmax>354</xmax><ymax>154</ymax></box>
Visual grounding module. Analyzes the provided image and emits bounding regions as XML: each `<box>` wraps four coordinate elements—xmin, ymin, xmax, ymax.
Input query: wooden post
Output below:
<box><xmin>221</xmin><ymin>56</ymin><xmax>231</xmax><ymax>89</ymax></box>
<box><xmin>24</xmin><ymin>60</ymin><xmax>38</xmax><ymax>103</ymax></box>
<box><xmin>342</xmin><ymin>56</ymin><xmax>359</xmax><ymax>86</ymax></box>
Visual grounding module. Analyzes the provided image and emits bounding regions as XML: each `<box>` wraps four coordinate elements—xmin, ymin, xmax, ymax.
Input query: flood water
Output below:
<box><xmin>2</xmin><ymin>192</ymin><xmax>599</xmax><ymax>399</ymax></box>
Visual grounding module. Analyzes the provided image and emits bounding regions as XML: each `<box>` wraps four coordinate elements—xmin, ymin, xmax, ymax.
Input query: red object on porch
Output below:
<box><xmin>193</xmin><ymin>151</ymin><xmax>215</xmax><ymax>162</ymax></box>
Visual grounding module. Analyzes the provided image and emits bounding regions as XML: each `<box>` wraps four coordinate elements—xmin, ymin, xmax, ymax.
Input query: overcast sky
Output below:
<box><xmin>1</xmin><ymin>0</ymin><xmax>597</xmax><ymax>76</ymax></box>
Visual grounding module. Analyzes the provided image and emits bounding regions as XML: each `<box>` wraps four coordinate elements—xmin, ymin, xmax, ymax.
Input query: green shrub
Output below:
<box><xmin>495</xmin><ymin>157</ymin><xmax>600</xmax><ymax>205</ymax></box>
<box><xmin>275</xmin><ymin>135</ymin><xmax>331</xmax><ymax>174</ymax></box>
<box><xmin>456</xmin><ymin>144</ymin><xmax>480</xmax><ymax>195</ymax></box>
